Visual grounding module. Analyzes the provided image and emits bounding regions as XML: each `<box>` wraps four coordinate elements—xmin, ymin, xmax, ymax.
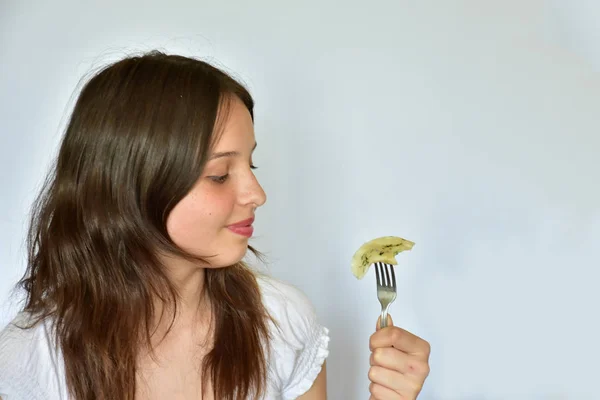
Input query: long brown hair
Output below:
<box><xmin>18</xmin><ymin>51</ymin><xmax>272</xmax><ymax>400</ymax></box>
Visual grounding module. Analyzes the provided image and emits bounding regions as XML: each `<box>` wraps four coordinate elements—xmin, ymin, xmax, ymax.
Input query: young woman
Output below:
<box><xmin>0</xmin><ymin>51</ymin><xmax>430</xmax><ymax>400</ymax></box>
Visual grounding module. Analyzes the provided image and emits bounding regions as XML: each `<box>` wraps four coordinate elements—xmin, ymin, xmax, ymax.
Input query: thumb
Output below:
<box><xmin>376</xmin><ymin>314</ymin><xmax>394</xmax><ymax>331</ymax></box>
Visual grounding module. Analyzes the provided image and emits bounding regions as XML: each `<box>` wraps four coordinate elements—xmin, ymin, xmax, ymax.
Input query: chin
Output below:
<box><xmin>229</xmin><ymin>245</ymin><xmax>249</xmax><ymax>265</ymax></box>
<box><xmin>206</xmin><ymin>244</ymin><xmax>248</xmax><ymax>268</ymax></box>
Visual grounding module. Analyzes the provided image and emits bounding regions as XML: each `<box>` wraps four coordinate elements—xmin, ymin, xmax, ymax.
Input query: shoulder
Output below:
<box><xmin>0</xmin><ymin>312</ymin><xmax>64</xmax><ymax>400</ymax></box>
<box><xmin>257</xmin><ymin>274</ymin><xmax>321</xmax><ymax>343</ymax></box>
<box><xmin>257</xmin><ymin>274</ymin><xmax>316</xmax><ymax>318</ymax></box>
<box><xmin>0</xmin><ymin>312</ymin><xmax>48</xmax><ymax>370</ymax></box>
<box><xmin>256</xmin><ymin>274</ymin><xmax>330</xmax><ymax>399</ymax></box>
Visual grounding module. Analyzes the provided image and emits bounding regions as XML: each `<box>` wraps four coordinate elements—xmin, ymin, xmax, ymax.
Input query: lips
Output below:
<box><xmin>227</xmin><ymin>217</ymin><xmax>255</xmax><ymax>228</ymax></box>
<box><xmin>227</xmin><ymin>217</ymin><xmax>255</xmax><ymax>238</ymax></box>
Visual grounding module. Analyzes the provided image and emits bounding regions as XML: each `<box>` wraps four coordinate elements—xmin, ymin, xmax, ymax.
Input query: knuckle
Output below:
<box><xmin>368</xmin><ymin>366</ymin><xmax>378</xmax><ymax>382</ymax></box>
<box><xmin>372</xmin><ymin>348</ymin><xmax>384</xmax><ymax>364</ymax></box>
<box><xmin>390</xmin><ymin>328</ymin><xmax>402</xmax><ymax>342</ymax></box>
<box><xmin>369</xmin><ymin>382</ymin><xmax>386</xmax><ymax>399</ymax></box>
<box><xmin>369</xmin><ymin>335</ymin><xmax>376</xmax><ymax>349</ymax></box>
<box><xmin>369</xmin><ymin>382</ymin><xmax>375</xmax><ymax>394</ymax></box>
<box><xmin>423</xmin><ymin>340</ymin><xmax>432</xmax><ymax>355</ymax></box>
<box><xmin>370</xmin><ymin>384</ymin><xmax>381</xmax><ymax>399</ymax></box>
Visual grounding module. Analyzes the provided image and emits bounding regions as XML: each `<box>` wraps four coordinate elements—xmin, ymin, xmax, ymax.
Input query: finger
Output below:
<box><xmin>376</xmin><ymin>314</ymin><xmax>394</xmax><ymax>331</ymax></box>
<box><xmin>370</xmin><ymin>327</ymin><xmax>431</xmax><ymax>359</ymax></box>
<box><xmin>370</xmin><ymin>347</ymin><xmax>430</xmax><ymax>377</ymax></box>
<box><xmin>368</xmin><ymin>365</ymin><xmax>423</xmax><ymax>395</ymax></box>
<box><xmin>369</xmin><ymin>382</ymin><xmax>402</xmax><ymax>400</ymax></box>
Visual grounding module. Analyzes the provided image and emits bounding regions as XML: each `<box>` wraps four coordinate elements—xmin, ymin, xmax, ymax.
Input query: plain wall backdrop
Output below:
<box><xmin>1</xmin><ymin>1</ymin><xmax>599</xmax><ymax>399</ymax></box>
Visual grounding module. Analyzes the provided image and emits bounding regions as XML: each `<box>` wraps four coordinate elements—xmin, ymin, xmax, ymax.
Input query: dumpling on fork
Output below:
<box><xmin>351</xmin><ymin>236</ymin><xmax>415</xmax><ymax>279</ymax></box>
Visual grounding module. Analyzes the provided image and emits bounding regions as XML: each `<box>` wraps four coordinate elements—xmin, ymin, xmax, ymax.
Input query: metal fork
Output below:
<box><xmin>375</xmin><ymin>262</ymin><xmax>397</xmax><ymax>328</ymax></box>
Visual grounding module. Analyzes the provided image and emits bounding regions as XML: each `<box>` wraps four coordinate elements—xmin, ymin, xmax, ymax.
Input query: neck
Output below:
<box><xmin>151</xmin><ymin>254</ymin><xmax>212</xmax><ymax>340</ymax></box>
<box><xmin>164</xmin><ymin>256</ymin><xmax>208</xmax><ymax>310</ymax></box>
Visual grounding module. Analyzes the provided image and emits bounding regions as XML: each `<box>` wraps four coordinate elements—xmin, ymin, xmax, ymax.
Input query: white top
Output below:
<box><xmin>0</xmin><ymin>275</ymin><xmax>329</xmax><ymax>400</ymax></box>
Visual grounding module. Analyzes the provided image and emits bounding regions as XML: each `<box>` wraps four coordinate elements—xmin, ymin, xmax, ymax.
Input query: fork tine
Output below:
<box><xmin>383</xmin><ymin>263</ymin><xmax>391</xmax><ymax>287</ymax></box>
<box><xmin>375</xmin><ymin>262</ymin><xmax>381</xmax><ymax>286</ymax></box>
<box><xmin>378</xmin><ymin>262</ymin><xmax>386</xmax><ymax>286</ymax></box>
<box><xmin>388</xmin><ymin>263</ymin><xmax>396</xmax><ymax>288</ymax></box>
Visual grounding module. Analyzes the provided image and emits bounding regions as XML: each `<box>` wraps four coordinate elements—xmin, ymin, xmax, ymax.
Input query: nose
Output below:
<box><xmin>240</xmin><ymin>170</ymin><xmax>267</xmax><ymax>209</ymax></box>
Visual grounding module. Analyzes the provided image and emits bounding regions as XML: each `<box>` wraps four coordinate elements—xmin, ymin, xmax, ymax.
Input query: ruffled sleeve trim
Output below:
<box><xmin>282</xmin><ymin>324</ymin><xmax>330</xmax><ymax>399</ymax></box>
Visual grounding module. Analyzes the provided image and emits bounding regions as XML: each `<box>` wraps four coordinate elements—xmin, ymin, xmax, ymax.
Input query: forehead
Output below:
<box><xmin>212</xmin><ymin>96</ymin><xmax>255</xmax><ymax>150</ymax></box>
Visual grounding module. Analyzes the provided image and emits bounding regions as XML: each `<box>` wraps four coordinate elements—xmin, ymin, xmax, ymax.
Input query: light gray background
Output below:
<box><xmin>1</xmin><ymin>1</ymin><xmax>599</xmax><ymax>399</ymax></box>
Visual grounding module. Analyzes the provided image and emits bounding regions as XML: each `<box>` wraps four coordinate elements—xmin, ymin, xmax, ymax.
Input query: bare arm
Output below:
<box><xmin>297</xmin><ymin>361</ymin><xmax>327</xmax><ymax>400</ymax></box>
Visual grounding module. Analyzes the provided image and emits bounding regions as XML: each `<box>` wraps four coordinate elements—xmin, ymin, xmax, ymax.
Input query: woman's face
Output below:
<box><xmin>166</xmin><ymin>96</ymin><xmax>266</xmax><ymax>267</ymax></box>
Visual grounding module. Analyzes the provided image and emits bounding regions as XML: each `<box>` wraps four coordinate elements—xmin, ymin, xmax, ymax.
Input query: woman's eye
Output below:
<box><xmin>209</xmin><ymin>174</ymin><xmax>229</xmax><ymax>184</ymax></box>
<box><xmin>250</xmin><ymin>164</ymin><xmax>258</xmax><ymax>170</ymax></box>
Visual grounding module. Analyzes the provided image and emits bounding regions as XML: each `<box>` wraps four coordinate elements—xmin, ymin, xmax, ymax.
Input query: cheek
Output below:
<box><xmin>166</xmin><ymin>187</ymin><xmax>235</xmax><ymax>249</ymax></box>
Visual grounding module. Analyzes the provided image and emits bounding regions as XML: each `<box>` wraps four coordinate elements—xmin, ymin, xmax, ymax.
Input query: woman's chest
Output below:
<box><xmin>135</xmin><ymin>339</ymin><xmax>213</xmax><ymax>400</ymax></box>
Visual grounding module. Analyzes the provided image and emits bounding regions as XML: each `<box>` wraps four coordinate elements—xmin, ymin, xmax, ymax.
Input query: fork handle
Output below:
<box><xmin>380</xmin><ymin>305</ymin><xmax>390</xmax><ymax>328</ymax></box>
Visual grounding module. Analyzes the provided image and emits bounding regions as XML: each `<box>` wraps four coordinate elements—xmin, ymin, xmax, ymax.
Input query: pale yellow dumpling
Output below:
<box><xmin>351</xmin><ymin>236</ymin><xmax>414</xmax><ymax>279</ymax></box>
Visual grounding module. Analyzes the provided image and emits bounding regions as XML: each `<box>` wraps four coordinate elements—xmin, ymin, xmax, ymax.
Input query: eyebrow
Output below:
<box><xmin>209</xmin><ymin>142</ymin><xmax>257</xmax><ymax>160</ymax></box>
